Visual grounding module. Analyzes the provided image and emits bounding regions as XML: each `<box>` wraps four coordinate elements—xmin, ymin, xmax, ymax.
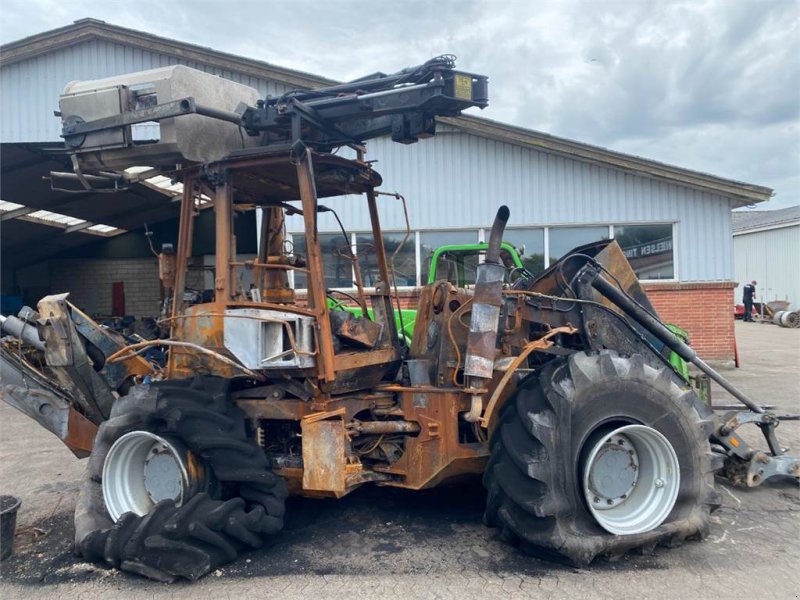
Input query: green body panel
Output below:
<box><xmin>330</xmin><ymin>242</ymin><xmax>691</xmax><ymax>382</ymax></box>
<box><xmin>665</xmin><ymin>323</ymin><xmax>690</xmax><ymax>382</ymax></box>
<box><xmin>426</xmin><ymin>241</ymin><xmax>524</xmax><ymax>286</ymax></box>
<box><xmin>327</xmin><ymin>298</ymin><xmax>416</xmax><ymax>346</ymax></box>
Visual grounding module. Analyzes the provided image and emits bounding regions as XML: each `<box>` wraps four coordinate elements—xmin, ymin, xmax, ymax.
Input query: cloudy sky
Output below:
<box><xmin>1</xmin><ymin>0</ymin><xmax>798</xmax><ymax>209</ymax></box>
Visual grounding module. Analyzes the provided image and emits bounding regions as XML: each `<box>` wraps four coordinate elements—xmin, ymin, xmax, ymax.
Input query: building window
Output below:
<box><xmin>548</xmin><ymin>226</ymin><xmax>610</xmax><ymax>265</ymax></box>
<box><xmin>613</xmin><ymin>224</ymin><xmax>674</xmax><ymax>280</ymax></box>
<box><xmin>287</xmin><ymin>222</ymin><xmax>676</xmax><ymax>290</ymax></box>
<box><xmin>502</xmin><ymin>227</ymin><xmax>546</xmax><ymax>276</ymax></box>
<box><xmin>357</xmin><ymin>232</ymin><xmax>417</xmax><ymax>287</ymax></box>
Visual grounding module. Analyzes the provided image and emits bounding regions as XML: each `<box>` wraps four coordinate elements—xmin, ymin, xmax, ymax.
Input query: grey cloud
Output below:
<box><xmin>0</xmin><ymin>0</ymin><xmax>797</xmax><ymax>208</ymax></box>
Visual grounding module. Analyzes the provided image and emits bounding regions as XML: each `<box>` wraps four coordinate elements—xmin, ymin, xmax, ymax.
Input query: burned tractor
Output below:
<box><xmin>1</xmin><ymin>56</ymin><xmax>797</xmax><ymax>581</ymax></box>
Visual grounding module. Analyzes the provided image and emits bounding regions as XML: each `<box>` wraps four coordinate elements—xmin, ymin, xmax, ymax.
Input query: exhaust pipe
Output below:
<box><xmin>462</xmin><ymin>206</ymin><xmax>510</xmax><ymax>421</ymax></box>
<box><xmin>485</xmin><ymin>205</ymin><xmax>510</xmax><ymax>265</ymax></box>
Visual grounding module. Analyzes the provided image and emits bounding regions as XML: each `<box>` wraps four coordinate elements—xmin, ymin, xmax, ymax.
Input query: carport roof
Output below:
<box><xmin>1</xmin><ymin>142</ymin><xmax>182</xmax><ymax>269</ymax></box>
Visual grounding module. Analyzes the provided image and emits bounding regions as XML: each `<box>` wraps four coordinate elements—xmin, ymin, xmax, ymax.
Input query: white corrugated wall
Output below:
<box><xmin>285</xmin><ymin>130</ymin><xmax>736</xmax><ymax>282</ymax></box>
<box><xmin>0</xmin><ymin>39</ymin><xmax>291</xmax><ymax>142</ymax></box>
<box><xmin>1</xmin><ymin>40</ymin><xmax>736</xmax><ymax>283</ymax></box>
<box><xmin>734</xmin><ymin>225</ymin><xmax>800</xmax><ymax>308</ymax></box>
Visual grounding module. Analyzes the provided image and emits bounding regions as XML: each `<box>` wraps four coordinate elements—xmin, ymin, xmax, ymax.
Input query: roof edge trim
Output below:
<box><xmin>733</xmin><ymin>221</ymin><xmax>800</xmax><ymax>236</ymax></box>
<box><xmin>0</xmin><ymin>18</ymin><xmax>336</xmax><ymax>89</ymax></box>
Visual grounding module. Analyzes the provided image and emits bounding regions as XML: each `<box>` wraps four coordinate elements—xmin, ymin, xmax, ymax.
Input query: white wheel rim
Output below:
<box><xmin>582</xmin><ymin>424</ymin><xmax>680</xmax><ymax>535</ymax></box>
<box><xmin>103</xmin><ymin>431</ymin><xmax>196</xmax><ymax>522</ymax></box>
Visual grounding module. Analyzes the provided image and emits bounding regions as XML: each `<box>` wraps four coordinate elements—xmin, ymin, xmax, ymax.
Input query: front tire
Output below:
<box><xmin>74</xmin><ymin>376</ymin><xmax>287</xmax><ymax>581</ymax></box>
<box><xmin>483</xmin><ymin>350</ymin><xmax>721</xmax><ymax>565</ymax></box>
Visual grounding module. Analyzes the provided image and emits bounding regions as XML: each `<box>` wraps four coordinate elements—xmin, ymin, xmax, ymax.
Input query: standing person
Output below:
<box><xmin>743</xmin><ymin>280</ymin><xmax>757</xmax><ymax>321</ymax></box>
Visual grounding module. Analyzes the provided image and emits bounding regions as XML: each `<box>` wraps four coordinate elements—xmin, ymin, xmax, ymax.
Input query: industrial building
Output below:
<box><xmin>0</xmin><ymin>19</ymin><xmax>775</xmax><ymax>364</ymax></box>
<box><xmin>733</xmin><ymin>206</ymin><xmax>800</xmax><ymax>309</ymax></box>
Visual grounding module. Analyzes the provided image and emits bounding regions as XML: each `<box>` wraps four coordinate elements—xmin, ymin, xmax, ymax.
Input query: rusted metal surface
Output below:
<box><xmin>375</xmin><ymin>389</ymin><xmax>488</xmax><ymax>490</ymax></box>
<box><xmin>296</xmin><ymin>150</ymin><xmax>336</xmax><ymax>383</ymax></box>
<box><xmin>64</xmin><ymin>407</ymin><xmax>98</xmax><ymax>458</ymax></box>
<box><xmin>365</xmin><ymin>187</ymin><xmax>399</xmax><ymax>346</ymax></box>
<box><xmin>330</xmin><ymin>311</ymin><xmax>382</xmax><ymax>349</ymax></box>
<box><xmin>214</xmin><ymin>171</ymin><xmax>234</xmax><ymax>301</ymax></box>
<box><xmin>464</xmin><ymin>208</ymin><xmax>508</xmax><ymax>384</ymax></box>
<box><xmin>170</xmin><ymin>175</ymin><xmax>196</xmax><ymax>325</ymax></box>
<box><xmin>37</xmin><ymin>295</ymin><xmax>118</xmax><ymax>423</ymax></box>
<box><xmin>480</xmin><ymin>326</ymin><xmax>578</xmax><ymax>430</ymax></box>
<box><xmin>301</xmin><ymin>410</ymin><xmax>347</xmax><ymax>494</ymax></box>
<box><xmin>168</xmin><ymin>304</ymin><xmax>230</xmax><ymax>379</ymax></box>
<box><xmin>348</xmin><ymin>420</ymin><xmax>420</xmax><ymax>435</ymax></box>
<box><xmin>236</xmin><ymin>398</ymin><xmax>308</xmax><ymax>421</ymax></box>
<box><xmin>331</xmin><ymin>347</ymin><xmax>402</xmax><ymax>395</ymax></box>
<box><xmin>158</xmin><ymin>251</ymin><xmax>176</xmax><ymax>289</ymax></box>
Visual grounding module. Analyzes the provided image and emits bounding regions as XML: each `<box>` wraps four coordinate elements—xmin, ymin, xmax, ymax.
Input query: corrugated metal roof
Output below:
<box><xmin>0</xmin><ymin>142</ymin><xmax>180</xmax><ymax>269</ymax></box>
<box><xmin>732</xmin><ymin>206</ymin><xmax>800</xmax><ymax>233</ymax></box>
<box><xmin>732</xmin><ymin>205</ymin><xmax>800</xmax><ymax>235</ymax></box>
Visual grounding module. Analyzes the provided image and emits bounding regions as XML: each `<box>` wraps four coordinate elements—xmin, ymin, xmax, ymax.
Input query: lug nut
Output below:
<box><xmin>654</xmin><ymin>478</ymin><xmax>664</xmax><ymax>488</ymax></box>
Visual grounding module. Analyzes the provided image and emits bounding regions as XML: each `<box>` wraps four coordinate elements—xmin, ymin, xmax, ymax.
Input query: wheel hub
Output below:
<box><xmin>103</xmin><ymin>431</ymin><xmax>205</xmax><ymax>522</ymax></box>
<box><xmin>582</xmin><ymin>424</ymin><xmax>680</xmax><ymax>535</ymax></box>
<box><xmin>143</xmin><ymin>444</ymin><xmax>184</xmax><ymax>504</ymax></box>
<box><xmin>587</xmin><ymin>434</ymin><xmax>639</xmax><ymax>509</ymax></box>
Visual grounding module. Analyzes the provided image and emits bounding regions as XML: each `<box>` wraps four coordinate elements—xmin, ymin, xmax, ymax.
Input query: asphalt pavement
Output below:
<box><xmin>1</xmin><ymin>320</ymin><xmax>798</xmax><ymax>599</ymax></box>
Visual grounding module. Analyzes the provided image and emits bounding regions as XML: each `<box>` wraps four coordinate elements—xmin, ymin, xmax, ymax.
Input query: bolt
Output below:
<box><xmin>654</xmin><ymin>478</ymin><xmax>664</xmax><ymax>488</ymax></box>
<box><xmin>606</xmin><ymin>499</ymin><xmax>613</xmax><ymax>505</ymax></box>
<box><xmin>593</xmin><ymin>496</ymin><xmax>600</xmax><ymax>503</ymax></box>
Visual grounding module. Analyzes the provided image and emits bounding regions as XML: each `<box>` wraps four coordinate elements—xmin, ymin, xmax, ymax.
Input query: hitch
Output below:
<box><xmin>713</xmin><ymin>411</ymin><xmax>800</xmax><ymax>486</ymax></box>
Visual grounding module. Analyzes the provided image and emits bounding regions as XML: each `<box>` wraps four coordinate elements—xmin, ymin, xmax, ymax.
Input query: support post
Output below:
<box><xmin>214</xmin><ymin>172</ymin><xmax>234</xmax><ymax>305</ymax></box>
<box><xmin>170</xmin><ymin>175</ymin><xmax>196</xmax><ymax>333</ymax></box>
<box><xmin>296</xmin><ymin>150</ymin><xmax>336</xmax><ymax>383</ymax></box>
<box><xmin>366</xmin><ymin>187</ymin><xmax>399</xmax><ymax>345</ymax></box>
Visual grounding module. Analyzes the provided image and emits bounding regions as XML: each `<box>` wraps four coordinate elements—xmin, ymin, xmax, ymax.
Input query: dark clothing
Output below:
<box><xmin>743</xmin><ymin>283</ymin><xmax>756</xmax><ymax>321</ymax></box>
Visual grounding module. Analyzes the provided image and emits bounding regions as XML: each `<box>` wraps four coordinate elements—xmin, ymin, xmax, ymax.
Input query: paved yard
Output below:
<box><xmin>1</xmin><ymin>320</ymin><xmax>798</xmax><ymax>599</ymax></box>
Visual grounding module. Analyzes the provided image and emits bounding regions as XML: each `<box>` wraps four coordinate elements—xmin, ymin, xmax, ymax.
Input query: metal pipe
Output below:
<box><xmin>194</xmin><ymin>103</ymin><xmax>244</xmax><ymax>125</ymax></box>
<box><xmin>464</xmin><ymin>206</ymin><xmax>511</xmax><ymax>382</ymax></box>
<box><xmin>463</xmin><ymin>395</ymin><xmax>483</xmax><ymax>423</ymax></box>
<box><xmin>486</xmin><ymin>205</ymin><xmax>510</xmax><ymax>264</ymax></box>
<box><xmin>591</xmin><ymin>272</ymin><xmax>765</xmax><ymax>414</ymax></box>
<box><xmin>349</xmin><ymin>420</ymin><xmax>420</xmax><ymax>435</ymax></box>
<box><xmin>0</xmin><ymin>315</ymin><xmax>45</xmax><ymax>350</ymax></box>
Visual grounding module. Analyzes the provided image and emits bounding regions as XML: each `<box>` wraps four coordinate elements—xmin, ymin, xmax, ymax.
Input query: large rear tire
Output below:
<box><xmin>483</xmin><ymin>350</ymin><xmax>721</xmax><ymax>565</ymax></box>
<box><xmin>74</xmin><ymin>376</ymin><xmax>287</xmax><ymax>581</ymax></box>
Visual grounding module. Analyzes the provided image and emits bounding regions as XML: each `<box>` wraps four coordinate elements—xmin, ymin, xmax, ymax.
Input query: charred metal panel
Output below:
<box><xmin>36</xmin><ymin>294</ymin><xmax>117</xmax><ymax>423</ymax></box>
<box><xmin>223</xmin><ymin>308</ymin><xmax>316</xmax><ymax>370</ymax></box>
<box><xmin>330</xmin><ymin>311</ymin><xmax>383</xmax><ymax>349</ymax></box>
<box><xmin>301</xmin><ymin>416</ymin><xmax>347</xmax><ymax>493</ymax></box>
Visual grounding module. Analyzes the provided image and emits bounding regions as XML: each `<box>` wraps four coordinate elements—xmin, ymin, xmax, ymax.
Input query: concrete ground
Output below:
<box><xmin>1</xmin><ymin>320</ymin><xmax>798</xmax><ymax>599</ymax></box>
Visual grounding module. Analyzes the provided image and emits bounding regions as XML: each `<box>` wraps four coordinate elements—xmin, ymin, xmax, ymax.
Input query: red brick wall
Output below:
<box><xmin>643</xmin><ymin>282</ymin><xmax>735</xmax><ymax>365</ymax></box>
<box><xmin>311</xmin><ymin>282</ymin><xmax>737</xmax><ymax>366</ymax></box>
<box><xmin>393</xmin><ymin>282</ymin><xmax>737</xmax><ymax>365</ymax></box>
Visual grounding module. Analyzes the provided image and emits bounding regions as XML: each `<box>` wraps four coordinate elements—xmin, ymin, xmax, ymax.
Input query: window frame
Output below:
<box><xmin>286</xmin><ymin>221</ymin><xmax>679</xmax><ymax>290</ymax></box>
